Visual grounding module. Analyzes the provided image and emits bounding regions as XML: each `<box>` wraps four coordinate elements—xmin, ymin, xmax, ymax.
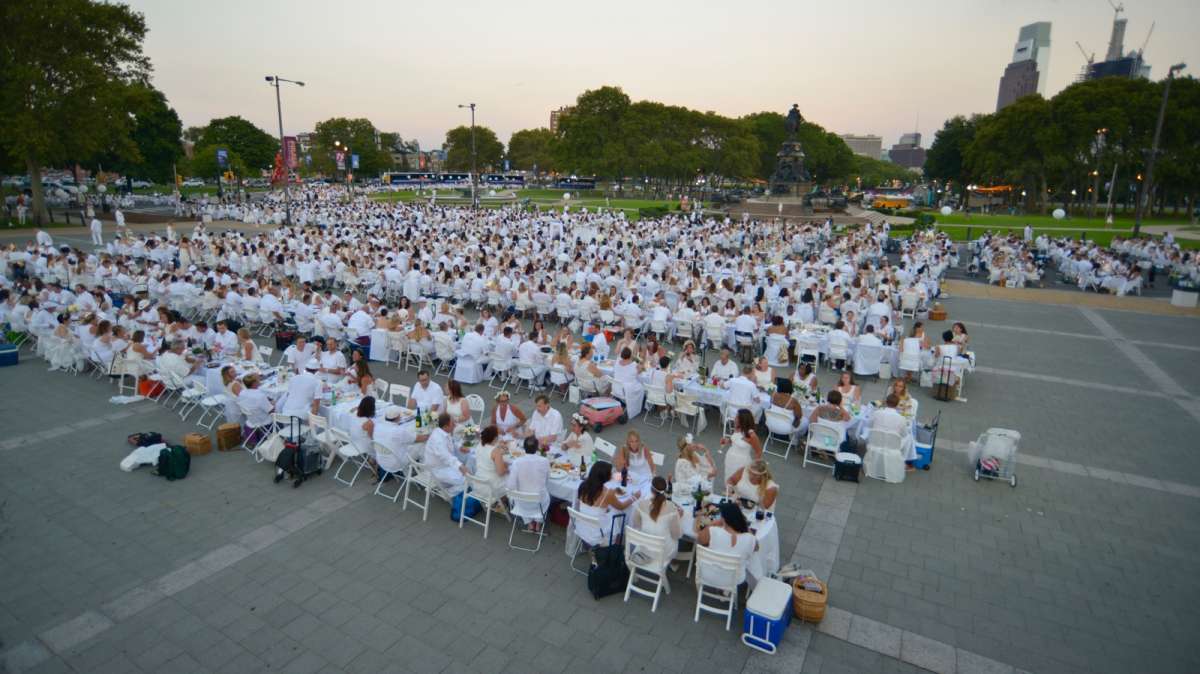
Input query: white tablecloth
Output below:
<box><xmin>680</xmin><ymin>498</ymin><xmax>780</xmax><ymax>582</ymax></box>
<box><xmin>369</xmin><ymin>328</ymin><xmax>389</xmax><ymax>362</ymax></box>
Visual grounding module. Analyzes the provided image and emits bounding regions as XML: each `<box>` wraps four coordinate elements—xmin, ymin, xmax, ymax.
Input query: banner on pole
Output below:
<box><xmin>216</xmin><ymin>148</ymin><xmax>228</xmax><ymax>168</ymax></box>
<box><xmin>351</xmin><ymin>154</ymin><xmax>360</xmax><ymax>170</ymax></box>
<box><xmin>283</xmin><ymin>136</ymin><xmax>298</xmax><ymax>168</ymax></box>
<box><xmin>335</xmin><ymin>151</ymin><xmax>346</xmax><ymax>171</ymax></box>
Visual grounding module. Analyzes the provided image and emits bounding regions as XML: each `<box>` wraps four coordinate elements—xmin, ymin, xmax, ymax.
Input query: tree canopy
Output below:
<box><xmin>444</xmin><ymin>125</ymin><xmax>504</xmax><ymax>171</ymax></box>
<box><xmin>308</xmin><ymin>117</ymin><xmax>393</xmax><ymax>177</ymax></box>
<box><xmin>506</xmin><ymin>128</ymin><xmax>556</xmax><ymax>172</ymax></box>
<box><xmin>94</xmin><ymin>84</ymin><xmax>184</xmax><ymax>183</ymax></box>
<box><xmin>0</xmin><ymin>0</ymin><xmax>150</xmax><ymax>222</ymax></box>
<box><xmin>193</xmin><ymin>116</ymin><xmax>279</xmax><ymax>175</ymax></box>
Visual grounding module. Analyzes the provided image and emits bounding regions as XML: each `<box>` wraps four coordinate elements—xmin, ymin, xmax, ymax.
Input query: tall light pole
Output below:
<box><xmin>1135</xmin><ymin>62</ymin><xmax>1186</xmax><ymax>236</ymax></box>
<box><xmin>265</xmin><ymin>75</ymin><xmax>304</xmax><ymax>226</ymax></box>
<box><xmin>458</xmin><ymin>103</ymin><xmax>478</xmax><ymax>209</ymax></box>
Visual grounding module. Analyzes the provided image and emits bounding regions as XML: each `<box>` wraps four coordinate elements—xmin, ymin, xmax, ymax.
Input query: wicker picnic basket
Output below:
<box><xmin>791</xmin><ymin>577</ymin><xmax>828</xmax><ymax>622</ymax></box>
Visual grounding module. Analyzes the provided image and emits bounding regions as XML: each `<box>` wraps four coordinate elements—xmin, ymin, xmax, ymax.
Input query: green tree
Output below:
<box><xmin>310</xmin><ymin>117</ymin><xmax>393</xmax><ymax>177</ymax></box>
<box><xmin>798</xmin><ymin>124</ymin><xmax>854</xmax><ymax>184</ymax></box>
<box><xmin>925</xmin><ymin>115</ymin><xmax>981</xmax><ymax>204</ymax></box>
<box><xmin>851</xmin><ymin>155</ymin><xmax>918</xmax><ymax>188</ymax></box>
<box><xmin>187</xmin><ymin>144</ymin><xmax>246</xmax><ymax>181</ymax></box>
<box><xmin>507</xmin><ymin>128</ymin><xmax>557</xmax><ymax>172</ymax></box>
<box><xmin>554</xmin><ymin>86</ymin><xmax>632</xmax><ymax>177</ymax></box>
<box><xmin>444</xmin><ymin>125</ymin><xmax>503</xmax><ymax>172</ymax></box>
<box><xmin>739</xmin><ymin>112</ymin><xmax>788</xmax><ymax>180</ymax></box>
<box><xmin>0</xmin><ymin>0</ymin><xmax>150</xmax><ymax>223</ymax></box>
<box><xmin>967</xmin><ymin>95</ymin><xmax>1061</xmax><ymax>212</ymax></box>
<box><xmin>196</xmin><ymin>116</ymin><xmax>278</xmax><ymax>174</ymax></box>
<box><xmin>94</xmin><ymin>84</ymin><xmax>184</xmax><ymax>183</ymax></box>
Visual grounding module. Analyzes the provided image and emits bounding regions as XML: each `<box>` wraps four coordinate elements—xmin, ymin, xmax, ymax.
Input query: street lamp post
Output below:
<box><xmin>265</xmin><ymin>75</ymin><xmax>305</xmax><ymax>227</ymax></box>
<box><xmin>1135</xmin><ymin>63</ymin><xmax>1186</xmax><ymax>236</ymax></box>
<box><xmin>458</xmin><ymin>103</ymin><xmax>478</xmax><ymax>209</ymax></box>
<box><xmin>1090</xmin><ymin>128</ymin><xmax>1107</xmax><ymax>219</ymax></box>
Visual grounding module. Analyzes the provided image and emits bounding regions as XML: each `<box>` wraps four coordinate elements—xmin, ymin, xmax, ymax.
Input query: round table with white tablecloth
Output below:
<box><xmin>679</xmin><ymin>497</ymin><xmax>780</xmax><ymax>583</ymax></box>
<box><xmin>368</xmin><ymin>328</ymin><xmax>390</xmax><ymax>361</ymax></box>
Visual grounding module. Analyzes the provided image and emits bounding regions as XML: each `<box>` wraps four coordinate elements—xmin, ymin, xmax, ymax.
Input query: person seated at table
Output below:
<box><xmin>237</xmin><ymin>373</ymin><xmax>273</xmax><ymax>437</ymax></box>
<box><xmin>548</xmin><ymin>341</ymin><xmax>575</xmax><ymax>391</ymax></box>
<box><xmin>490</xmin><ymin>390</ymin><xmax>527</xmax><ymax>436</ymax></box>
<box><xmin>374</xmin><ymin>404</ymin><xmax>426</xmax><ymax>480</ymax></box>
<box><xmin>632</xmin><ymin>476</ymin><xmax>683</xmax><ymax>564</ymax></box>
<box><xmin>693</xmin><ymin>502</ymin><xmax>758</xmax><ymax>588</ymax></box>
<box><xmin>808</xmin><ymin>390</ymin><xmax>852</xmax><ymax>453</ymax></box>
<box><xmin>517</xmin><ymin>335</ymin><xmax>549</xmax><ymax>388</ymax></box>
<box><xmin>792</xmin><ymin>362</ymin><xmax>819</xmax><ymax>396</ymax></box>
<box><xmin>726</xmin><ymin>365</ymin><xmax>763</xmax><ymax>420</ymax></box>
<box><xmin>408</xmin><ymin>369</ymin><xmax>445</xmax><ymax>413</ymax></box>
<box><xmin>671</xmin><ymin>340</ymin><xmax>700</xmax><ymax>378</ymax></box>
<box><xmin>423</xmin><ymin>413</ymin><xmax>467</xmax><ymax>496</ymax></box>
<box><xmin>236</xmin><ymin>327</ymin><xmax>261</xmax><ymax>363</ymax></box>
<box><xmin>836</xmin><ymin>371</ymin><xmax>861</xmax><ymax>404</ymax></box>
<box><xmin>157</xmin><ymin>339</ymin><xmax>199</xmax><ymax>382</ymax></box>
<box><xmin>348</xmin><ymin>395</ymin><xmax>376</xmax><ymax>459</ymax></box>
<box><xmin>527</xmin><ymin>394</ymin><xmax>564</xmax><ymax>449</ymax></box>
<box><xmin>709</xmin><ymin>348</ymin><xmax>739</xmax><ymax>382</ymax></box>
<box><xmin>888</xmin><ymin>378</ymin><xmax>915</xmax><ymax>416</ymax></box>
<box><xmin>842</xmin><ymin>310</ymin><xmax>860</xmax><ymax>338</ymax></box>
<box><xmin>317</xmin><ymin>337</ymin><xmax>347</xmax><ymax>383</ymax></box>
<box><xmin>473</xmin><ymin>425</ymin><xmax>509</xmax><ymax>506</ymax></box>
<box><xmin>868</xmin><ymin>393</ymin><xmax>915</xmax><ymax>471</ymax></box>
<box><xmin>529</xmin><ymin>319</ymin><xmax>550</xmax><ymax>346</ymax></box>
<box><xmin>768</xmin><ymin>379</ymin><xmax>805</xmax><ymax>429</ymax></box>
<box><xmin>346</xmin><ymin>359</ymin><xmax>375</xmax><ymax>397</ymax></box>
<box><xmin>551</xmin><ymin>326</ymin><xmax>574</xmax><ymax>351</ymax></box>
<box><xmin>857</xmin><ymin>324</ymin><xmax>883</xmax><ymax>350</ymax></box>
<box><xmin>951</xmin><ymin>322</ymin><xmax>970</xmax><ymax>349</ymax></box>
<box><xmin>279</xmin><ymin>361</ymin><xmax>322</xmax><ymax>420</ymax></box>
<box><xmin>560</xmin><ymin>414</ymin><xmax>594</xmax><ymax>463</ymax></box>
<box><xmin>614</xmin><ymin>328</ymin><xmax>638</xmax><ymax>361</ymax></box>
<box><xmin>726</xmin><ymin>460</ymin><xmax>778</xmax><ymax>512</ymax></box>
<box><xmin>213</xmin><ymin>320</ymin><xmax>238</xmax><ymax>356</ymax></box>
<box><xmin>751</xmin><ymin>356</ymin><xmax>774</xmax><ymax>390</ymax></box>
<box><xmin>283</xmin><ymin>335</ymin><xmax>316</xmax><ymax>373</ymax></box>
<box><xmin>220</xmin><ymin>364</ymin><xmax>245</xmax><ymax>422</ymax></box>
<box><xmin>406</xmin><ymin>319</ymin><xmax>433</xmax><ymax>358</ymax></box>
<box><xmin>575</xmin><ymin>461</ymin><xmax>635</xmax><ymax>548</ymax></box>
<box><xmin>641</xmin><ymin>334</ymin><xmax>668</xmax><ymax>366</ymax></box>
<box><xmin>765</xmin><ymin>314</ymin><xmax>788</xmax><ymax>338</ymax></box>
<box><xmin>613</xmin><ymin>429</ymin><xmax>655</xmax><ymax>484</ymax></box>
<box><xmin>193</xmin><ymin>321</ymin><xmax>216</xmax><ymax>351</ymax></box>
<box><xmin>673</xmin><ymin>437</ymin><xmax>717</xmax><ymax>489</ymax></box>
<box><xmin>507</xmin><ymin>436</ymin><xmax>551</xmax><ymax>532</ymax></box>
<box><xmin>877</xmin><ymin>315</ymin><xmax>897</xmax><ymax>345</ymax></box>
<box><xmin>573</xmin><ymin>343</ymin><xmax>609</xmax><ymax>394</ymax></box>
<box><xmin>444</xmin><ymin>380</ymin><xmax>472</xmax><ymax>425</ymax></box>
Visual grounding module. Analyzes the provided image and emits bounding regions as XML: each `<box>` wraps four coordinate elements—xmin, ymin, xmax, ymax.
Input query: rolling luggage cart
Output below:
<box><xmin>968</xmin><ymin>428</ymin><xmax>1020</xmax><ymax>487</ymax></box>
<box><xmin>911</xmin><ymin>410</ymin><xmax>940</xmax><ymax>470</ymax></box>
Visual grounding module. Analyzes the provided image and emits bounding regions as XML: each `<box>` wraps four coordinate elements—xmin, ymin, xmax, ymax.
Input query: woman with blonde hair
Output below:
<box><xmin>672</xmin><ymin>436</ymin><xmax>716</xmax><ymax>489</ymax></box>
<box><xmin>237</xmin><ymin>327</ymin><xmax>261</xmax><ymax>362</ymax></box>
<box><xmin>726</xmin><ymin>459</ymin><xmax>779</xmax><ymax>511</ymax></box>
<box><xmin>613</xmin><ymin>429</ymin><xmax>655</xmax><ymax>484</ymax></box>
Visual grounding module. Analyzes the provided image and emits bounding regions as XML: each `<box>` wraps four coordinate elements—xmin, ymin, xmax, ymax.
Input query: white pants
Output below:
<box><xmin>91</xmin><ymin>227</ymin><xmax>103</xmax><ymax>245</ymax></box>
<box><xmin>17</xmin><ymin>207</ymin><xmax>26</xmax><ymax>224</ymax></box>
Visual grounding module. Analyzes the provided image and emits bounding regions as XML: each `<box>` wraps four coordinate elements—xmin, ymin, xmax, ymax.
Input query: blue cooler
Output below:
<box><xmin>741</xmin><ymin>577</ymin><xmax>793</xmax><ymax>654</ymax></box>
<box><xmin>0</xmin><ymin>344</ymin><xmax>18</xmax><ymax>367</ymax></box>
<box><xmin>911</xmin><ymin>441</ymin><xmax>933</xmax><ymax>470</ymax></box>
<box><xmin>910</xmin><ymin>411</ymin><xmax>940</xmax><ymax>471</ymax></box>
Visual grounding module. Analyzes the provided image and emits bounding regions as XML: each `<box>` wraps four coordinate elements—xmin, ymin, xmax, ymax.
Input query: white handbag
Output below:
<box><xmin>568</xmin><ymin>384</ymin><xmax>580</xmax><ymax>404</ymax></box>
<box><xmin>256</xmin><ymin>432</ymin><xmax>285</xmax><ymax>462</ymax></box>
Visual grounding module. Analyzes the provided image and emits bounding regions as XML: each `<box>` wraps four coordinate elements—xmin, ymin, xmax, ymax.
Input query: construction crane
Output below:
<box><xmin>1138</xmin><ymin>21</ymin><xmax>1155</xmax><ymax>56</ymax></box>
<box><xmin>1107</xmin><ymin>0</ymin><xmax>1125</xmax><ymax>18</ymax></box>
<box><xmin>1075</xmin><ymin>41</ymin><xmax>1096</xmax><ymax>81</ymax></box>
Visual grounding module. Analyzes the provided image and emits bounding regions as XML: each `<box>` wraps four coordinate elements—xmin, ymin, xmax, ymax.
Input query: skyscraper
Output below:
<box><xmin>996</xmin><ymin>22</ymin><xmax>1052</xmax><ymax>111</ymax></box>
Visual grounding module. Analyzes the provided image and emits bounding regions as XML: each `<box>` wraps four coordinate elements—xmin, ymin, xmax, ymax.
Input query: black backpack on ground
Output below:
<box><xmin>128</xmin><ymin>432</ymin><xmax>163</xmax><ymax>447</ymax></box>
<box><xmin>154</xmin><ymin>445</ymin><xmax>190</xmax><ymax>481</ymax></box>
<box><xmin>273</xmin><ymin>417</ymin><xmax>322</xmax><ymax>487</ymax></box>
<box><xmin>587</xmin><ymin>514</ymin><xmax>629</xmax><ymax>599</ymax></box>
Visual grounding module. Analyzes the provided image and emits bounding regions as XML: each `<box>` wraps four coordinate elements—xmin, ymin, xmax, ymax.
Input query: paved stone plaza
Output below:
<box><xmin>1</xmin><ymin>262</ymin><xmax>1199</xmax><ymax>673</ymax></box>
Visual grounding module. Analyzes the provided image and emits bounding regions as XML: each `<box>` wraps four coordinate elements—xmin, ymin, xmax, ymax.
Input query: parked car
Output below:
<box><xmin>130</xmin><ymin>179</ymin><xmax>153</xmax><ymax>188</ymax></box>
<box><xmin>181</xmin><ymin>178</ymin><xmax>205</xmax><ymax>187</ymax></box>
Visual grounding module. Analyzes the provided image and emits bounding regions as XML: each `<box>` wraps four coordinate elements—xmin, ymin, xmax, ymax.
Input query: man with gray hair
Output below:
<box><xmin>157</xmin><ymin>340</ymin><xmax>198</xmax><ymax>384</ymax></box>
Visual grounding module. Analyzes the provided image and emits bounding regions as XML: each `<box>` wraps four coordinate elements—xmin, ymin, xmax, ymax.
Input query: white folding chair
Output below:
<box><xmin>566</xmin><ymin>506</ymin><xmax>602</xmax><ymax>575</ymax></box>
<box><xmin>372</xmin><ymin>440</ymin><xmax>408</xmax><ymax>502</ymax></box>
<box><xmin>459</xmin><ymin>474</ymin><xmax>497</xmax><ymax>539</ymax></box>
<box><xmin>507</xmin><ymin>490</ymin><xmax>547</xmax><ymax>553</ymax></box>
<box><xmin>694</xmin><ymin>545</ymin><xmax>743</xmax><ymax>630</ymax></box>
<box><xmin>671</xmin><ymin>393</ymin><xmax>701</xmax><ymax>434</ymax></box>
<box><xmin>593</xmin><ymin>437</ymin><xmax>617</xmax><ymax>460</ymax></box>
<box><xmin>864</xmin><ymin>428</ymin><xmax>906</xmax><ymax>484</ymax></box>
<box><xmin>466</xmin><ymin>394</ymin><xmax>486</xmax><ymax>425</ymax></box>
<box><xmin>643</xmin><ymin>384</ymin><xmax>668</xmax><ymax>427</ymax></box>
<box><xmin>803</xmin><ymin>420</ymin><xmax>842</xmax><ymax>472</ymax></box>
<box><xmin>402</xmin><ymin>456</ymin><xmax>451</xmax><ymax>521</ymax></box>
<box><xmin>330</xmin><ymin>427</ymin><xmax>369</xmax><ymax>487</ymax></box>
<box><xmin>852</xmin><ymin>343</ymin><xmax>883</xmax><ymax>379</ymax></box>
<box><xmin>624</xmin><ymin>527</ymin><xmax>671</xmax><ymax>612</ymax></box>
<box><xmin>764</xmin><ymin>408</ymin><xmax>798</xmax><ymax>461</ymax></box>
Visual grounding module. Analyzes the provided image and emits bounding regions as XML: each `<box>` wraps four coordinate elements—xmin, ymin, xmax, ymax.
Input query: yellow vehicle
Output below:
<box><xmin>872</xmin><ymin>196</ymin><xmax>910</xmax><ymax>209</ymax></box>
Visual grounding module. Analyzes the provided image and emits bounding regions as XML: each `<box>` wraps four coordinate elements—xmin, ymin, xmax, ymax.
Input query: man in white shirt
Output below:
<box><xmin>527</xmin><ymin>395</ymin><xmax>563</xmax><ymax>449</ymax></box>
<box><xmin>588</xmin><ymin>323</ymin><xmax>609</xmax><ymax>359</ymax></box>
<box><xmin>90</xmin><ymin>217</ymin><xmax>103</xmax><ymax>245</ymax></box>
<box><xmin>709</xmin><ymin>348</ymin><xmax>739</xmax><ymax>382</ymax></box>
<box><xmin>733</xmin><ymin>307</ymin><xmax>757</xmax><ymax>338</ymax></box>
<box><xmin>868</xmin><ymin>393</ymin><xmax>915</xmax><ymax>465</ymax></box>
<box><xmin>725</xmin><ymin>364</ymin><xmax>763</xmax><ymax>420</ymax></box>
<box><xmin>858</xmin><ymin>325</ymin><xmax>883</xmax><ymax>349</ymax></box>
<box><xmin>283</xmin><ymin>336</ymin><xmax>317</xmax><ymax>372</ymax></box>
<box><xmin>423</xmin><ymin>413</ymin><xmax>466</xmax><ymax>495</ymax></box>
<box><xmin>517</xmin><ymin>337</ymin><xmax>548</xmax><ymax>388</ymax></box>
<box><xmin>408</xmin><ymin>370</ymin><xmax>445</xmax><ymax>413</ymax></box>
<box><xmin>346</xmin><ymin>306</ymin><xmax>374</xmax><ymax>344</ymax></box>
<box><xmin>506</xmin><ymin>436</ymin><xmax>551</xmax><ymax>529</ymax></box>
<box><xmin>156</xmin><ymin>341</ymin><xmax>197</xmax><ymax>384</ymax></box>
<box><xmin>374</xmin><ymin>406</ymin><xmax>428</xmax><ymax>477</ymax></box>
<box><xmin>213</xmin><ymin>321</ymin><xmax>238</xmax><ymax>356</ymax></box>
<box><xmin>279</xmin><ymin>362</ymin><xmax>322</xmax><ymax>419</ymax></box>
<box><xmin>237</xmin><ymin>375</ymin><xmax>274</xmax><ymax>431</ymax></box>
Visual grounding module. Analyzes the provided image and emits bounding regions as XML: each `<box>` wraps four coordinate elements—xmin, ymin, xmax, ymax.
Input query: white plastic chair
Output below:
<box><xmin>507</xmin><ymin>489</ymin><xmax>547</xmax><ymax>553</ymax></box>
<box><xmin>466</xmin><ymin>394</ymin><xmax>486</xmax><ymax>425</ymax></box>
<box><xmin>764</xmin><ymin>408</ymin><xmax>798</xmax><ymax>460</ymax></box>
<box><xmin>593</xmin><ymin>437</ymin><xmax>617</xmax><ymax>459</ymax></box>
<box><xmin>671</xmin><ymin>393</ymin><xmax>701</xmax><ymax>434</ymax></box>
<box><xmin>372</xmin><ymin>440</ymin><xmax>408</xmax><ymax>502</ymax></box>
<box><xmin>459</xmin><ymin>474</ymin><xmax>497</xmax><ymax>539</ymax></box>
<box><xmin>864</xmin><ymin>428</ymin><xmax>906</xmax><ymax>484</ymax></box>
<box><xmin>803</xmin><ymin>420</ymin><xmax>842</xmax><ymax>472</ymax></box>
<box><xmin>643</xmin><ymin>384</ymin><xmax>668</xmax><ymax>427</ymax></box>
<box><xmin>624</xmin><ymin>527</ymin><xmax>671</xmax><ymax>612</ymax></box>
<box><xmin>566</xmin><ymin>506</ymin><xmax>602</xmax><ymax>575</ymax></box>
<box><xmin>330</xmin><ymin>427</ymin><xmax>368</xmax><ymax>487</ymax></box>
<box><xmin>898</xmin><ymin>338</ymin><xmax>922</xmax><ymax>375</ymax></box>
<box><xmin>853</xmin><ymin>343</ymin><xmax>883</xmax><ymax>378</ymax></box>
<box><xmin>694</xmin><ymin>545</ymin><xmax>743</xmax><ymax>630</ymax></box>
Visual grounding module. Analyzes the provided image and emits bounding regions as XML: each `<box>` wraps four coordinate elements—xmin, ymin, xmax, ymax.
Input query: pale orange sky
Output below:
<box><xmin>129</xmin><ymin>0</ymin><xmax>1199</xmax><ymax>151</ymax></box>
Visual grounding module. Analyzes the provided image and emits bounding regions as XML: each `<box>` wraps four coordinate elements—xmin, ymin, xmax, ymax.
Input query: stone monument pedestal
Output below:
<box><xmin>769</xmin><ymin>140</ymin><xmax>812</xmax><ymax>199</ymax></box>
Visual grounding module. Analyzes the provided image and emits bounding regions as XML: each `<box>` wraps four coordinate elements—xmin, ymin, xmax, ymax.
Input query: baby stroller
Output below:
<box><xmin>967</xmin><ymin>428</ymin><xmax>1020</xmax><ymax>487</ymax></box>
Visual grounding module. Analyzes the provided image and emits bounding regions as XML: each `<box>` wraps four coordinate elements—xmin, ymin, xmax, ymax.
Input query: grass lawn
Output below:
<box><xmin>926</xmin><ymin>223</ymin><xmax>1200</xmax><ymax>250</ymax></box>
<box><xmin>914</xmin><ymin>210</ymin><xmax>1191</xmax><ymax>230</ymax></box>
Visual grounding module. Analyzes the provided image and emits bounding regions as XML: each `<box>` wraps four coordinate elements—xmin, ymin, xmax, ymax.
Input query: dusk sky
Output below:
<box><xmin>129</xmin><ymin>0</ymin><xmax>1200</xmax><ymax>152</ymax></box>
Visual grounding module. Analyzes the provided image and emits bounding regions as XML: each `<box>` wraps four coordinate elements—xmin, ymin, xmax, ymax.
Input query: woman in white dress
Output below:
<box><xmin>560</xmin><ymin>414</ymin><xmax>594</xmax><ymax>464</ymax></box>
<box><xmin>694</xmin><ymin>502</ymin><xmax>757</xmax><ymax>589</ymax></box>
<box><xmin>574</xmin><ymin>461</ymin><xmax>635</xmax><ymax>547</ymax></box>
<box><xmin>221</xmin><ymin>365</ymin><xmax>245</xmax><ymax>424</ymax></box>
<box><xmin>612</xmin><ymin>347</ymin><xmax>644</xmax><ymax>420</ymax></box>
<box><xmin>573</xmin><ymin>343</ymin><xmax>609</xmax><ymax>394</ymax></box>
<box><xmin>349</xmin><ymin>396</ymin><xmax>376</xmax><ymax>455</ymax></box>
<box><xmin>237</xmin><ymin>328</ymin><xmax>261</xmax><ymax>363</ymax></box>
<box><xmin>720</xmin><ymin>409</ymin><xmax>763</xmax><ymax>483</ymax></box>
<box><xmin>672</xmin><ymin>437</ymin><xmax>716</xmax><ymax>491</ymax></box>
<box><xmin>47</xmin><ymin>314</ymin><xmax>86</xmax><ymax>372</ymax></box>
<box><xmin>489</xmin><ymin>391</ymin><xmax>526</xmax><ymax>437</ymax></box>
<box><xmin>472</xmin><ymin>425</ymin><xmax>508</xmax><ymax>503</ymax></box>
<box><xmin>613</xmin><ymin>430</ymin><xmax>655</xmax><ymax>485</ymax></box>
<box><xmin>632</xmin><ymin>476</ymin><xmax>683</xmax><ymax>564</ymax></box>
<box><xmin>444</xmin><ymin>380</ymin><xmax>472</xmax><ymax>425</ymax></box>
<box><xmin>751</xmin><ymin>356</ymin><xmax>774</xmax><ymax>390</ymax></box>
<box><xmin>726</xmin><ymin>460</ymin><xmax>779</xmax><ymax>512</ymax></box>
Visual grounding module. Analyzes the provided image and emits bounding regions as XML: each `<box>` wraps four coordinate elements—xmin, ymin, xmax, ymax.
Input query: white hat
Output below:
<box><xmin>384</xmin><ymin>406</ymin><xmax>404</xmax><ymax>421</ymax></box>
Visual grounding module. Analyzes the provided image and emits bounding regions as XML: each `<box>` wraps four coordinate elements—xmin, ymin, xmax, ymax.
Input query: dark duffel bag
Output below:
<box><xmin>586</xmin><ymin>514</ymin><xmax>629</xmax><ymax>599</ymax></box>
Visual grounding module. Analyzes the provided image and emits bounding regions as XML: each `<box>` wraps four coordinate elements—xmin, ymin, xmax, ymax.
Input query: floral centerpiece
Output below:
<box><xmin>458</xmin><ymin>422</ymin><xmax>480</xmax><ymax>449</ymax></box>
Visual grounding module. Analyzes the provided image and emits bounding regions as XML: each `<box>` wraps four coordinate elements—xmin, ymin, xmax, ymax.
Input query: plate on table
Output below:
<box><xmin>549</xmin><ymin>468</ymin><xmax>568</xmax><ymax>479</ymax></box>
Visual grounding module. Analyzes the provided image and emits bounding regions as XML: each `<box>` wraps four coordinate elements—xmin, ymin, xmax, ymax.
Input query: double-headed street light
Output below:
<box><xmin>1135</xmin><ymin>62</ymin><xmax>1186</xmax><ymax>235</ymax></box>
<box><xmin>458</xmin><ymin>103</ymin><xmax>478</xmax><ymax>209</ymax></box>
<box><xmin>265</xmin><ymin>75</ymin><xmax>304</xmax><ymax>226</ymax></box>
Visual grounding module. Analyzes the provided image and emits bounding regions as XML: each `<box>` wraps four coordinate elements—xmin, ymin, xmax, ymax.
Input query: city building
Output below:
<box><xmin>888</xmin><ymin>132</ymin><xmax>926</xmax><ymax>171</ymax></box>
<box><xmin>996</xmin><ymin>22</ymin><xmax>1052</xmax><ymax>112</ymax></box>
<box><xmin>549</xmin><ymin>106</ymin><xmax>573</xmax><ymax>134</ymax></box>
<box><xmin>997</xmin><ymin>22</ymin><xmax>1051</xmax><ymax>111</ymax></box>
<box><xmin>1080</xmin><ymin>7</ymin><xmax>1152</xmax><ymax>81</ymax></box>
<box><xmin>839</xmin><ymin>134</ymin><xmax>883</xmax><ymax>159</ymax></box>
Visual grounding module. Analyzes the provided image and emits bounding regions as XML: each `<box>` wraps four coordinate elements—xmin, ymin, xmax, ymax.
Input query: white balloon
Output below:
<box><xmin>563</xmin><ymin>192</ymin><xmax>571</xmax><ymax>200</ymax></box>
<box><xmin>1052</xmin><ymin>208</ymin><xmax>1066</xmax><ymax>220</ymax></box>
<box><xmin>488</xmin><ymin>189</ymin><xmax>496</xmax><ymax>196</ymax></box>
<box><xmin>78</xmin><ymin>185</ymin><xmax>88</xmax><ymax>194</ymax></box>
<box><xmin>97</xmin><ymin>184</ymin><xmax>107</xmax><ymax>193</ymax></box>
<box><xmin>940</xmin><ymin>206</ymin><xmax>952</xmax><ymax>216</ymax></box>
